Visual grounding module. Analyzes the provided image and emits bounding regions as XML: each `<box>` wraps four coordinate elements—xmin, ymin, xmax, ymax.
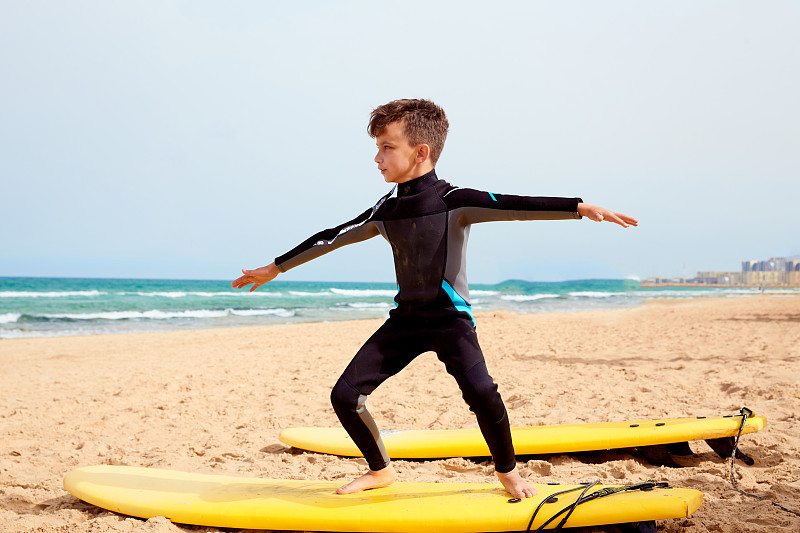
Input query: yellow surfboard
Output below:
<box><xmin>279</xmin><ymin>412</ymin><xmax>767</xmax><ymax>460</ymax></box>
<box><xmin>64</xmin><ymin>465</ymin><xmax>703</xmax><ymax>532</ymax></box>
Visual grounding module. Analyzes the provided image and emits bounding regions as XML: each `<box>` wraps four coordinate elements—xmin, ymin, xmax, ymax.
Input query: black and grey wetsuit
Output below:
<box><xmin>275</xmin><ymin>170</ymin><xmax>582</xmax><ymax>472</ymax></box>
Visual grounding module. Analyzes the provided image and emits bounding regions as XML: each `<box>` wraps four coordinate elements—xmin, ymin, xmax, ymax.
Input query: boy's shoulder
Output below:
<box><xmin>435</xmin><ymin>180</ymin><xmax>492</xmax><ymax>205</ymax></box>
<box><xmin>435</xmin><ymin>178</ymin><xmax>458</xmax><ymax>195</ymax></box>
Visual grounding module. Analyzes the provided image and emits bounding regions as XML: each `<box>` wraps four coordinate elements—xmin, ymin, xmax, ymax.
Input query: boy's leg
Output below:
<box><xmin>433</xmin><ymin>317</ymin><xmax>537</xmax><ymax>498</ymax></box>
<box><xmin>455</xmin><ymin>361</ymin><xmax>516</xmax><ymax>470</ymax></box>
<box><xmin>330</xmin><ymin>317</ymin><xmax>424</xmax><ymax>492</ymax></box>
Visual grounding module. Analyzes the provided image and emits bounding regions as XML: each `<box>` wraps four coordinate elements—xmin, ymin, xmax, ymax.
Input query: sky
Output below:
<box><xmin>1</xmin><ymin>1</ymin><xmax>798</xmax><ymax>283</ymax></box>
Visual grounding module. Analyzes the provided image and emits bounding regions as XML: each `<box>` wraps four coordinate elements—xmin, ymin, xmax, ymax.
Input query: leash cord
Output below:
<box><xmin>526</xmin><ymin>480</ymin><xmax>665</xmax><ymax>531</ymax></box>
<box><xmin>525</xmin><ymin>482</ymin><xmax>594</xmax><ymax>532</ymax></box>
<box><xmin>729</xmin><ymin>408</ymin><xmax>800</xmax><ymax>518</ymax></box>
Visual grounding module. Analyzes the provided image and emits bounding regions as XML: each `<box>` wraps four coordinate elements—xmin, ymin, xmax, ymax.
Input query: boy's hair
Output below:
<box><xmin>368</xmin><ymin>99</ymin><xmax>449</xmax><ymax>165</ymax></box>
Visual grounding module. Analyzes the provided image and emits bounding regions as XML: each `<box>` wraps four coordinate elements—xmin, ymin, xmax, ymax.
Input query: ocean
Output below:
<box><xmin>1</xmin><ymin>277</ymin><xmax>795</xmax><ymax>339</ymax></box>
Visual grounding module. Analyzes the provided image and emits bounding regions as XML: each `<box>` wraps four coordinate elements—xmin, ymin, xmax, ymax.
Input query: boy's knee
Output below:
<box><xmin>459</xmin><ymin>363</ymin><xmax>501</xmax><ymax>408</ymax></box>
<box><xmin>330</xmin><ymin>378</ymin><xmax>360</xmax><ymax>413</ymax></box>
<box><xmin>462</xmin><ymin>379</ymin><xmax>500</xmax><ymax>407</ymax></box>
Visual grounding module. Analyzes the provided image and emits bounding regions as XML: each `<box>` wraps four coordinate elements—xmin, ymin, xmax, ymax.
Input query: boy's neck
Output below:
<box><xmin>392</xmin><ymin>163</ymin><xmax>435</xmax><ymax>184</ymax></box>
<box><xmin>397</xmin><ymin>169</ymin><xmax>438</xmax><ymax>196</ymax></box>
<box><xmin>409</xmin><ymin>168</ymin><xmax>436</xmax><ymax>181</ymax></box>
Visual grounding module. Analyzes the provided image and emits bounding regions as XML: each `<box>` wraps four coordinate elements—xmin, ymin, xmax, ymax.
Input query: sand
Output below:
<box><xmin>1</xmin><ymin>296</ymin><xmax>799</xmax><ymax>533</ymax></box>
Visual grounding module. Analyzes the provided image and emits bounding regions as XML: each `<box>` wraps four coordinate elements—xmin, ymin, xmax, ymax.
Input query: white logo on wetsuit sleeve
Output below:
<box><xmin>313</xmin><ymin>186</ymin><xmax>396</xmax><ymax>247</ymax></box>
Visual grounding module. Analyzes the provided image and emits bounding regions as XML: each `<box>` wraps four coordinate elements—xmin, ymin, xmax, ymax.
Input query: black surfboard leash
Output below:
<box><xmin>523</xmin><ymin>481</ymin><xmax>595</xmax><ymax>532</ymax></box>
<box><xmin>728</xmin><ymin>407</ymin><xmax>800</xmax><ymax>517</ymax></box>
<box><xmin>524</xmin><ymin>480</ymin><xmax>668</xmax><ymax>532</ymax></box>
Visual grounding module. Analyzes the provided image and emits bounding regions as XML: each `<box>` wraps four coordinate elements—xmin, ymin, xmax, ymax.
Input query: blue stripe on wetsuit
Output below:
<box><xmin>441</xmin><ymin>280</ymin><xmax>475</xmax><ymax>327</ymax></box>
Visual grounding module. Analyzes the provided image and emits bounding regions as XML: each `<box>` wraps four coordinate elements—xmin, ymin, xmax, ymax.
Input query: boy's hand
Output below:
<box><xmin>577</xmin><ymin>203</ymin><xmax>638</xmax><ymax>228</ymax></box>
<box><xmin>232</xmin><ymin>262</ymin><xmax>280</xmax><ymax>292</ymax></box>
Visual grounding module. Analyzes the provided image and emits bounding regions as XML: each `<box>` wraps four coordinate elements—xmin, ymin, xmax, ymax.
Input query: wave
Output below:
<box><xmin>569</xmin><ymin>291</ymin><xmax>628</xmax><ymax>298</ymax></box>
<box><xmin>0</xmin><ymin>312</ymin><xmax>21</xmax><ymax>324</ymax></box>
<box><xmin>289</xmin><ymin>288</ymin><xmax>397</xmax><ymax>298</ymax></box>
<box><xmin>338</xmin><ymin>302</ymin><xmax>394</xmax><ymax>309</ymax></box>
<box><xmin>0</xmin><ymin>290</ymin><xmax>284</xmax><ymax>299</ymax></box>
<box><xmin>34</xmin><ymin>308</ymin><xmax>296</xmax><ymax>321</ymax></box>
<box><xmin>119</xmin><ymin>291</ymin><xmax>283</xmax><ymax>298</ymax></box>
<box><xmin>0</xmin><ymin>290</ymin><xmax>105</xmax><ymax>298</ymax></box>
<box><xmin>230</xmin><ymin>308</ymin><xmax>295</xmax><ymax>317</ymax></box>
<box><xmin>288</xmin><ymin>291</ymin><xmax>329</xmax><ymax>297</ymax></box>
<box><xmin>501</xmin><ymin>294</ymin><xmax>560</xmax><ymax>302</ymax></box>
<box><xmin>329</xmin><ymin>288</ymin><xmax>397</xmax><ymax>297</ymax></box>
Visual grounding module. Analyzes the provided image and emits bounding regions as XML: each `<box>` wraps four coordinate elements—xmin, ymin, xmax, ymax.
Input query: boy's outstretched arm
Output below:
<box><xmin>577</xmin><ymin>203</ymin><xmax>638</xmax><ymax>228</ymax></box>
<box><xmin>232</xmin><ymin>262</ymin><xmax>280</xmax><ymax>292</ymax></box>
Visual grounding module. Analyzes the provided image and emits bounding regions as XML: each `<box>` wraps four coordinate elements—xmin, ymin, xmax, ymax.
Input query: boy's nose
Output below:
<box><xmin>374</xmin><ymin>151</ymin><xmax>382</xmax><ymax>163</ymax></box>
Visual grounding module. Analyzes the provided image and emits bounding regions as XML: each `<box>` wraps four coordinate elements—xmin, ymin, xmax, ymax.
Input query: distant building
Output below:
<box><xmin>742</xmin><ymin>257</ymin><xmax>800</xmax><ymax>273</ymax></box>
<box><xmin>642</xmin><ymin>256</ymin><xmax>800</xmax><ymax>288</ymax></box>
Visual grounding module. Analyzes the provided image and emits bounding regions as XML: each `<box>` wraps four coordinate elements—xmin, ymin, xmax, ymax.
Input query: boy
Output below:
<box><xmin>232</xmin><ymin>99</ymin><xmax>637</xmax><ymax>498</ymax></box>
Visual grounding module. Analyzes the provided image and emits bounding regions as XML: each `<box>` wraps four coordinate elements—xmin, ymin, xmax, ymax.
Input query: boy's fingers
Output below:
<box><xmin>232</xmin><ymin>274</ymin><xmax>254</xmax><ymax>289</ymax></box>
<box><xmin>616</xmin><ymin>213</ymin><xmax>638</xmax><ymax>226</ymax></box>
<box><xmin>605</xmin><ymin>211</ymin><xmax>638</xmax><ymax>227</ymax></box>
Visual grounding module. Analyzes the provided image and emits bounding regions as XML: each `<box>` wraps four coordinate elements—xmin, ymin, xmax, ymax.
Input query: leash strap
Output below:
<box><xmin>526</xmin><ymin>480</ymin><xmax>668</xmax><ymax>532</ymax></box>
<box><xmin>729</xmin><ymin>407</ymin><xmax>800</xmax><ymax>517</ymax></box>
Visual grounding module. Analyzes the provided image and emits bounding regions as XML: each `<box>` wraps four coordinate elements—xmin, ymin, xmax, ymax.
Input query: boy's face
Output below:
<box><xmin>374</xmin><ymin>121</ymin><xmax>430</xmax><ymax>184</ymax></box>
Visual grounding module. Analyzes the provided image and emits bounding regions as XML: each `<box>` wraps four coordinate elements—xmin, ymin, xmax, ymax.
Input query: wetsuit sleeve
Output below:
<box><xmin>274</xmin><ymin>208</ymin><xmax>380</xmax><ymax>272</ymax></box>
<box><xmin>443</xmin><ymin>187</ymin><xmax>582</xmax><ymax>224</ymax></box>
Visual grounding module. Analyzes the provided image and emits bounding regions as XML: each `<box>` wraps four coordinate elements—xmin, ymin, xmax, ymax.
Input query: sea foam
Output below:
<box><xmin>0</xmin><ymin>312</ymin><xmax>21</xmax><ymax>324</ymax></box>
<box><xmin>569</xmin><ymin>291</ymin><xmax>627</xmax><ymax>298</ymax></box>
<box><xmin>329</xmin><ymin>288</ymin><xmax>397</xmax><ymax>297</ymax></box>
<box><xmin>501</xmin><ymin>294</ymin><xmax>560</xmax><ymax>302</ymax></box>
<box><xmin>38</xmin><ymin>308</ymin><xmax>295</xmax><ymax>321</ymax></box>
<box><xmin>0</xmin><ymin>290</ymin><xmax>104</xmax><ymax>298</ymax></box>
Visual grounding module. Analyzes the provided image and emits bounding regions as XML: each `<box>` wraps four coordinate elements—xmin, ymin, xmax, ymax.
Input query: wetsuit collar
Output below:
<box><xmin>397</xmin><ymin>170</ymin><xmax>438</xmax><ymax>197</ymax></box>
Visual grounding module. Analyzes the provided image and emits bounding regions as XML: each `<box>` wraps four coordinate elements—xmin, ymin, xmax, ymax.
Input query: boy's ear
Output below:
<box><xmin>415</xmin><ymin>144</ymin><xmax>431</xmax><ymax>163</ymax></box>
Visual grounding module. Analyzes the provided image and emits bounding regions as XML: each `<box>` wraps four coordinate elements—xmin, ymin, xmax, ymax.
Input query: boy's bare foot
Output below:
<box><xmin>497</xmin><ymin>467</ymin><xmax>537</xmax><ymax>498</ymax></box>
<box><xmin>336</xmin><ymin>465</ymin><xmax>397</xmax><ymax>494</ymax></box>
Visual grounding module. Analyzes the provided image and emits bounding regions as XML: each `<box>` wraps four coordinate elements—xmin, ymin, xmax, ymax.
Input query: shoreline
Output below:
<box><xmin>3</xmin><ymin>291</ymin><xmax>799</xmax><ymax>342</ymax></box>
<box><xmin>640</xmin><ymin>282</ymin><xmax>800</xmax><ymax>289</ymax></box>
<box><xmin>2</xmin><ymin>296</ymin><xmax>799</xmax><ymax>532</ymax></box>
<box><xmin>0</xmin><ymin>297</ymin><xmax>693</xmax><ymax>339</ymax></box>
<box><xmin>1</xmin><ymin>277</ymin><xmax>644</xmax><ymax>340</ymax></box>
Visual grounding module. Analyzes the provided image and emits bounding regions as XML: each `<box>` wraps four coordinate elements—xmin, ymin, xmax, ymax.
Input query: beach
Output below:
<box><xmin>1</xmin><ymin>296</ymin><xmax>799</xmax><ymax>532</ymax></box>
